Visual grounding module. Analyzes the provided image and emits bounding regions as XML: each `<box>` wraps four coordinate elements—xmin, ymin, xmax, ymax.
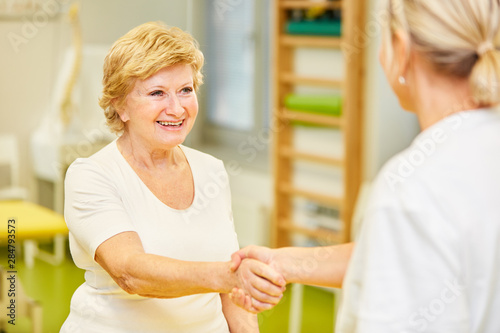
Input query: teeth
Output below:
<box><xmin>158</xmin><ymin>120</ymin><xmax>183</xmax><ymax>126</ymax></box>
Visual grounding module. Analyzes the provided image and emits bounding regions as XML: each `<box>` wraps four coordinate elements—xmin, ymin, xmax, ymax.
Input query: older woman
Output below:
<box><xmin>60</xmin><ymin>22</ymin><xmax>285</xmax><ymax>333</ymax></box>
<box><xmin>231</xmin><ymin>0</ymin><xmax>500</xmax><ymax>332</ymax></box>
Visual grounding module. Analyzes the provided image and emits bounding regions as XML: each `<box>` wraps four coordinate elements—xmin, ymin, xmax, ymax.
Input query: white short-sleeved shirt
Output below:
<box><xmin>337</xmin><ymin>109</ymin><xmax>500</xmax><ymax>333</ymax></box>
<box><xmin>60</xmin><ymin>141</ymin><xmax>239</xmax><ymax>333</ymax></box>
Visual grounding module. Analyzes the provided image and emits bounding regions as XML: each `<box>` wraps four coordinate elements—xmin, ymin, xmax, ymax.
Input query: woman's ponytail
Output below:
<box><xmin>470</xmin><ymin>41</ymin><xmax>500</xmax><ymax>106</ymax></box>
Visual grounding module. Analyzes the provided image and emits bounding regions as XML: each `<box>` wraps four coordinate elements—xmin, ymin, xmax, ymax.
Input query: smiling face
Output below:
<box><xmin>117</xmin><ymin>64</ymin><xmax>198</xmax><ymax>150</ymax></box>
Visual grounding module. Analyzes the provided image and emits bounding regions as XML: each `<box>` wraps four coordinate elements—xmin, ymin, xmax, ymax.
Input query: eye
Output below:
<box><xmin>150</xmin><ymin>90</ymin><xmax>164</xmax><ymax>97</ymax></box>
<box><xmin>180</xmin><ymin>87</ymin><xmax>193</xmax><ymax>94</ymax></box>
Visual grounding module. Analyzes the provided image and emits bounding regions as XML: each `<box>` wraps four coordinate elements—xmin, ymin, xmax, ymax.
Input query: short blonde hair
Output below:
<box><xmin>382</xmin><ymin>0</ymin><xmax>500</xmax><ymax>106</ymax></box>
<box><xmin>99</xmin><ymin>22</ymin><xmax>204</xmax><ymax>134</ymax></box>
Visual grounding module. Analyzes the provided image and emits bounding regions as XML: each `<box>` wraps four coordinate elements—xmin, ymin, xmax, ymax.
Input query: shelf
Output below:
<box><xmin>280</xmin><ymin>147</ymin><xmax>343</xmax><ymax>167</ymax></box>
<box><xmin>278</xmin><ymin>223</ymin><xmax>344</xmax><ymax>243</ymax></box>
<box><xmin>279</xmin><ymin>183</ymin><xmax>343</xmax><ymax>207</ymax></box>
<box><xmin>279</xmin><ymin>1</ymin><xmax>342</xmax><ymax>9</ymax></box>
<box><xmin>273</xmin><ymin>0</ymin><xmax>365</xmax><ymax>247</ymax></box>
<box><xmin>280</xmin><ymin>73</ymin><xmax>343</xmax><ymax>88</ymax></box>
<box><xmin>281</xmin><ymin>109</ymin><xmax>343</xmax><ymax>127</ymax></box>
<box><xmin>280</xmin><ymin>35</ymin><xmax>342</xmax><ymax>48</ymax></box>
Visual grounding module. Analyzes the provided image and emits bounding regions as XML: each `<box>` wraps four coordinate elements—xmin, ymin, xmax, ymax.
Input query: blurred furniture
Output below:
<box><xmin>288</xmin><ymin>180</ymin><xmax>373</xmax><ymax>333</ymax></box>
<box><xmin>0</xmin><ymin>200</ymin><xmax>68</xmax><ymax>268</ymax></box>
<box><xmin>0</xmin><ymin>266</ymin><xmax>42</xmax><ymax>333</ymax></box>
<box><xmin>0</xmin><ymin>134</ymin><xmax>69</xmax><ymax>268</ymax></box>
<box><xmin>0</xmin><ymin>134</ymin><xmax>28</xmax><ymax>201</ymax></box>
<box><xmin>32</xmin><ymin>139</ymin><xmax>110</xmax><ymax>213</ymax></box>
<box><xmin>272</xmin><ymin>0</ymin><xmax>365</xmax><ymax>248</ymax></box>
<box><xmin>271</xmin><ymin>0</ymin><xmax>366</xmax><ymax>332</ymax></box>
<box><xmin>30</xmin><ymin>4</ymin><xmax>113</xmax><ymax>213</ymax></box>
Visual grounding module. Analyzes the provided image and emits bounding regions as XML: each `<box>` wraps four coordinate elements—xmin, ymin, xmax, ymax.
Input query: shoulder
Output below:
<box><xmin>65</xmin><ymin>141</ymin><xmax>121</xmax><ymax>186</ymax></box>
<box><xmin>376</xmin><ymin>109</ymin><xmax>500</xmax><ymax>195</ymax></box>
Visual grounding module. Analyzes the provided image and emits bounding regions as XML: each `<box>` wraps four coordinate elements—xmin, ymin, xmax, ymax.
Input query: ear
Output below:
<box><xmin>392</xmin><ymin>30</ymin><xmax>411</xmax><ymax>79</ymax></box>
<box><xmin>112</xmin><ymin>98</ymin><xmax>130</xmax><ymax>123</ymax></box>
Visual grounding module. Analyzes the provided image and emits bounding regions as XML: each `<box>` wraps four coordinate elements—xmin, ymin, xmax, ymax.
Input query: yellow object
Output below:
<box><xmin>0</xmin><ymin>200</ymin><xmax>67</xmax><ymax>268</ymax></box>
<box><xmin>305</xmin><ymin>7</ymin><xmax>327</xmax><ymax>19</ymax></box>
<box><xmin>0</xmin><ymin>200</ymin><xmax>67</xmax><ymax>240</ymax></box>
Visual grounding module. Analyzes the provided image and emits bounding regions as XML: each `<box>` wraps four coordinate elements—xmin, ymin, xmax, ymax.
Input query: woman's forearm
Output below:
<box><xmin>221</xmin><ymin>294</ymin><xmax>259</xmax><ymax>332</ymax></box>
<box><xmin>121</xmin><ymin>253</ymin><xmax>235</xmax><ymax>298</ymax></box>
<box><xmin>96</xmin><ymin>231</ymin><xmax>285</xmax><ymax>301</ymax></box>
<box><xmin>95</xmin><ymin>231</ymin><xmax>236</xmax><ymax>298</ymax></box>
<box><xmin>275</xmin><ymin>242</ymin><xmax>354</xmax><ymax>288</ymax></box>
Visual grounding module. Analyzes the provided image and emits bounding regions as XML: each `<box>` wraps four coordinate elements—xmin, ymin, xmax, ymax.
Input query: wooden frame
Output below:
<box><xmin>271</xmin><ymin>0</ymin><xmax>365</xmax><ymax>247</ymax></box>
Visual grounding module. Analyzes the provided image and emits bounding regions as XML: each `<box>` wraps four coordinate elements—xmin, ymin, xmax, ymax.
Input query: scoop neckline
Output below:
<box><xmin>112</xmin><ymin>139</ymin><xmax>198</xmax><ymax>213</ymax></box>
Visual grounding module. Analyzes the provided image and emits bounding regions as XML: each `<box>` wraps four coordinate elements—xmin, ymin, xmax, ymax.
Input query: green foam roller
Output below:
<box><xmin>286</xmin><ymin>19</ymin><xmax>342</xmax><ymax>36</ymax></box>
<box><xmin>285</xmin><ymin>94</ymin><xmax>342</xmax><ymax>116</ymax></box>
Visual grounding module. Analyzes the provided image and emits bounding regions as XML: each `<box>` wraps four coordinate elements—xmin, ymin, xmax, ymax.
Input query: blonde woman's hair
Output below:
<box><xmin>99</xmin><ymin>22</ymin><xmax>204</xmax><ymax>134</ymax></box>
<box><xmin>382</xmin><ymin>0</ymin><xmax>500</xmax><ymax>106</ymax></box>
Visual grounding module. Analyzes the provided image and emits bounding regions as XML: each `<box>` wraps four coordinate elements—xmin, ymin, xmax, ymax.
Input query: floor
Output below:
<box><xmin>1</xmin><ymin>244</ymin><xmax>336</xmax><ymax>333</ymax></box>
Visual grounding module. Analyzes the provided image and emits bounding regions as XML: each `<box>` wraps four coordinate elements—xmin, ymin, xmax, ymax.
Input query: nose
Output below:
<box><xmin>163</xmin><ymin>94</ymin><xmax>184</xmax><ymax>118</ymax></box>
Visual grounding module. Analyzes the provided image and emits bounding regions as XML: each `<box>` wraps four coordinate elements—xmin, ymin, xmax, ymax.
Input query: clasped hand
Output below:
<box><xmin>229</xmin><ymin>246</ymin><xmax>285</xmax><ymax>313</ymax></box>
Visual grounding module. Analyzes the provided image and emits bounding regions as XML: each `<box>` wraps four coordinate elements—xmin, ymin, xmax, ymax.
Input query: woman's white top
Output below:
<box><xmin>337</xmin><ymin>109</ymin><xmax>500</xmax><ymax>333</ymax></box>
<box><xmin>60</xmin><ymin>141</ymin><xmax>239</xmax><ymax>333</ymax></box>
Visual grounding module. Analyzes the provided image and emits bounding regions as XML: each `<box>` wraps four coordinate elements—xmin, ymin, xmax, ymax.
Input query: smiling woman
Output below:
<box><xmin>60</xmin><ymin>22</ymin><xmax>286</xmax><ymax>333</ymax></box>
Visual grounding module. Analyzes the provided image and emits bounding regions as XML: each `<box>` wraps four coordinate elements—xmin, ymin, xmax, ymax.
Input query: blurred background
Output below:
<box><xmin>0</xmin><ymin>0</ymin><xmax>420</xmax><ymax>332</ymax></box>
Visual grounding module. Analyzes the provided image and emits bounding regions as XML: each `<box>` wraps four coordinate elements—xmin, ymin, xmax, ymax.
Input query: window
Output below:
<box><xmin>201</xmin><ymin>0</ymin><xmax>270</xmax><ymax>154</ymax></box>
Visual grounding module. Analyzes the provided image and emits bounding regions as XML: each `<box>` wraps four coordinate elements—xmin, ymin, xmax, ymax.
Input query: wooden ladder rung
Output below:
<box><xmin>281</xmin><ymin>109</ymin><xmax>343</xmax><ymax>127</ymax></box>
<box><xmin>280</xmin><ymin>35</ymin><xmax>342</xmax><ymax>48</ymax></box>
<box><xmin>279</xmin><ymin>184</ymin><xmax>343</xmax><ymax>207</ymax></box>
<box><xmin>278</xmin><ymin>223</ymin><xmax>344</xmax><ymax>243</ymax></box>
<box><xmin>279</xmin><ymin>1</ymin><xmax>342</xmax><ymax>9</ymax></box>
<box><xmin>280</xmin><ymin>147</ymin><xmax>343</xmax><ymax>167</ymax></box>
<box><xmin>280</xmin><ymin>73</ymin><xmax>343</xmax><ymax>88</ymax></box>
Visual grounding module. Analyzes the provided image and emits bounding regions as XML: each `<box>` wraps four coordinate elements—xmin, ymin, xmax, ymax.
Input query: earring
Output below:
<box><xmin>398</xmin><ymin>76</ymin><xmax>406</xmax><ymax>85</ymax></box>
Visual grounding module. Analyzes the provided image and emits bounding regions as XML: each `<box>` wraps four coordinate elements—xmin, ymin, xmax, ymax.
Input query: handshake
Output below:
<box><xmin>227</xmin><ymin>245</ymin><xmax>288</xmax><ymax>314</ymax></box>
<box><xmin>226</xmin><ymin>243</ymin><xmax>353</xmax><ymax>313</ymax></box>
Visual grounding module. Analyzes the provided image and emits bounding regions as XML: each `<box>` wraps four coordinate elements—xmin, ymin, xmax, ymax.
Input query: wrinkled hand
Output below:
<box><xmin>230</xmin><ymin>246</ymin><xmax>287</xmax><ymax>313</ymax></box>
<box><xmin>231</xmin><ymin>258</ymin><xmax>285</xmax><ymax>313</ymax></box>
